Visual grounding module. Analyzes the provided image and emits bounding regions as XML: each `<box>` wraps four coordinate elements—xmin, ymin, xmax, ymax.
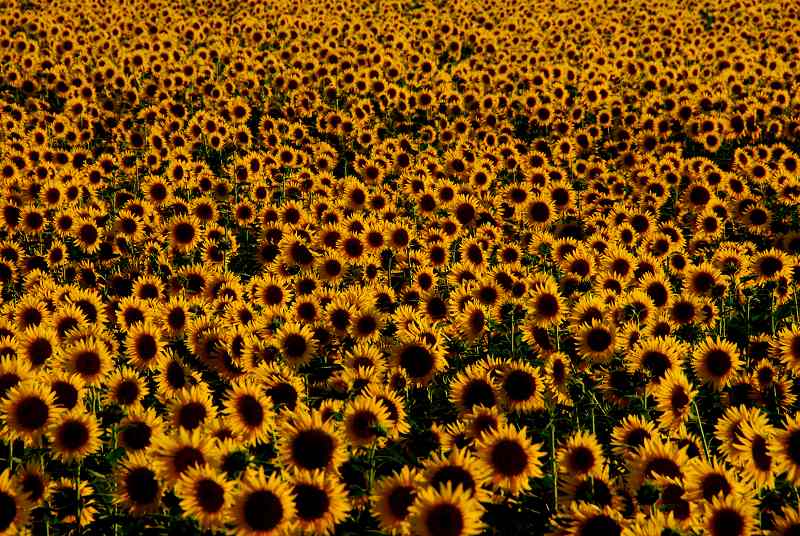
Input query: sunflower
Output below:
<box><xmin>771</xmin><ymin>413</ymin><xmax>800</xmax><ymax>486</ymax></box>
<box><xmin>115</xmin><ymin>452</ymin><xmax>163</xmax><ymax>515</ymax></box>
<box><xmin>14</xmin><ymin>462</ymin><xmax>51</xmax><ymax>508</ymax></box>
<box><xmin>627</xmin><ymin>436</ymin><xmax>688</xmax><ymax>491</ymax></box>
<box><xmin>257</xmin><ymin>363</ymin><xmax>306</xmax><ymax>413</ymax></box>
<box><xmin>0</xmin><ymin>259</ymin><xmax>14</xmax><ymax>286</ymax></box>
<box><xmin>749</xmin><ymin>248</ymin><xmax>791</xmax><ymax>283</ymax></box>
<box><xmin>13</xmin><ymin>297</ymin><xmax>49</xmax><ymax>331</ymax></box>
<box><xmin>559</xmin><ymin>466</ymin><xmax>618</xmax><ymax>511</ymax></box>
<box><xmin>208</xmin><ymin>436</ymin><xmax>243</xmax><ymax>478</ymax></box>
<box><xmin>124</xmin><ymin>321</ymin><xmax>165</xmax><ymax>370</ymax></box>
<box><xmin>155</xmin><ymin>350</ymin><xmax>200</xmax><ymax>399</ymax></box>
<box><xmin>274</xmin><ymin>322</ymin><xmax>317</xmax><ymax>367</ymax></box>
<box><xmin>73</xmin><ymin>217</ymin><xmax>102</xmax><ymax>254</ymax></box>
<box><xmin>223</xmin><ymin>380</ymin><xmax>273</xmax><ymax>445</ymax></box>
<box><xmin>0</xmin><ymin>356</ymin><xmax>31</xmax><ymax>400</ymax></box>
<box><xmin>576</xmin><ymin>320</ymin><xmax>617</xmax><ymax>363</ymax></box>
<box><xmin>627</xmin><ymin>336</ymin><xmax>685</xmax><ymax>392</ymax></box>
<box><xmin>702</xmin><ymin>494</ymin><xmax>757</xmax><ymax>536</ymax></box>
<box><xmin>616</xmin><ymin>289</ymin><xmax>656</xmax><ymax>326</ymax></box>
<box><xmin>409</xmin><ymin>483</ymin><xmax>484</xmax><ymax>536</ymax></box>
<box><xmin>281</xmin><ymin>235</ymin><xmax>316</xmax><ymax>270</ymax></box>
<box><xmin>253</xmin><ymin>274</ymin><xmax>293</xmax><ymax>314</ymax></box>
<box><xmin>175</xmin><ymin>464</ymin><xmax>232</xmax><ymax>530</ymax></box>
<box><xmin>714</xmin><ymin>406</ymin><xmax>763</xmax><ymax>462</ymax></box>
<box><xmin>434</xmin><ymin>421</ymin><xmax>470</xmax><ymax>453</ymax></box>
<box><xmin>349</xmin><ymin>305</ymin><xmax>386</xmax><ymax>342</ymax></box>
<box><xmin>70</xmin><ymin>288</ymin><xmax>108</xmax><ymax>326</ymax></box>
<box><xmin>498</xmin><ymin>361</ymin><xmax>545</xmax><ymax>413</ymax></box>
<box><xmin>52</xmin><ymin>303</ymin><xmax>90</xmax><ymax>341</ymax></box>
<box><xmin>652</xmin><ymin>468</ymin><xmax>698</xmax><ymax>528</ymax></box>
<box><xmin>291</xmin><ymin>295</ymin><xmax>321</xmax><ymax>325</ymax></box>
<box><xmin>279</xmin><ymin>409</ymin><xmax>346</xmax><ymax>473</ymax></box>
<box><xmin>693</xmin><ymin>337</ymin><xmax>741</xmax><ymax>390</ymax></box>
<box><xmin>772</xmin><ymin>325</ymin><xmax>800</xmax><ymax>374</ymax></box>
<box><xmin>2</xmin><ymin>381</ymin><xmax>55</xmax><ymax>446</ymax></box>
<box><xmin>344</xmin><ymin>343</ymin><xmax>386</xmax><ymax>375</ymax></box>
<box><xmin>168</xmin><ymin>215</ymin><xmax>203</xmax><ymax>254</ymax></box>
<box><xmin>721</xmin><ymin>372</ymin><xmax>756</xmax><ymax>409</ymax></box>
<box><xmin>154</xmin><ymin>428</ymin><xmax>220</xmax><ymax>486</ymax></box>
<box><xmin>423</xmin><ymin>447</ymin><xmax>492</xmax><ymax>501</ymax></box>
<box><xmin>232</xmin><ymin>468</ymin><xmax>295</xmax><ymax>536</ymax></box>
<box><xmin>667</xmin><ymin>292</ymin><xmax>704</xmax><ymax>326</ymax></box>
<box><xmin>610</xmin><ymin>415</ymin><xmax>657</xmax><ymax>459</ymax></box>
<box><xmin>48</xmin><ymin>409</ymin><xmax>101</xmax><ymax>463</ymax></box>
<box><xmin>449</xmin><ymin>366</ymin><xmax>498</xmax><ymax>415</ymax></box>
<box><xmin>114</xmin><ymin>295</ymin><xmax>151</xmax><ymax>329</ymax></box>
<box><xmin>476</xmin><ymin>423</ymin><xmax>544</xmax><ymax>495</ymax></box>
<box><xmin>169</xmin><ymin>384</ymin><xmax>217</xmax><ymax>432</ymax></box>
<box><xmin>14</xmin><ymin>326</ymin><xmax>54</xmax><ymax>372</ymax></box>
<box><xmin>731</xmin><ymin>415</ymin><xmax>777</xmax><ymax>488</ymax></box>
<box><xmin>558</xmin><ymin>432</ymin><xmax>607</xmax><ymax>479</ymax></box>
<box><xmin>684</xmin><ymin>457</ymin><xmax>745</xmax><ymax>504</ymax></box>
<box><xmin>365</xmin><ymin>384</ymin><xmax>411</xmax><ymax>439</ymax></box>
<box><xmin>565</xmin><ymin>503</ymin><xmax>627</xmax><ymax>536</ymax></box>
<box><xmin>524</xmin><ymin>196</ymin><xmax>555</xmax><ymax>229</ymax></box>
<box><xmin>463</xmin><ymin>405</ymin><xmax>506</xmax><ymax>441</ymax></box>
<box><xmin>455</xmin><ymin>303</ymin><xmax>489</xmax><ymax>343</ymax></box>
<box><xmin>289</xmin><ymin>470</ymin><xmax>350</xmax><ymax>536</ymax></box>
<box><xmin>0</xmin><ymin>469</ymin><xmax>30</xmax><ymax>533</ymax></box>
<box><xmin>50</xmin><ymin>478</ymin><xmax>97</xmax><ymax>527</ymax></box>
<box><xmin>527</xmin><ymin>279</ymin><xmax>565</xmax><ymax>328</ymax></box>
<box><xmin>542</xmin><ymin>352</ymin><xmax>572</xmax><ymax>405</ymax></box>
<box><xmin>118</xmin><ymin>407</ymin><xmax>164</xmax><ymax>454</ymax></box>
<box><xmin>685</xmin><ymin>262</ymin><xmax>726</xmax><ymax>298</ymax></box>
<box><xmin>773</xmin><ymin>506</ymin><xmax>800</xmax><ymax>536</ymax></box>
<box><xmin>654</xmin><ymin>369</ymin><xmax>696</xmax><ymax>431</ymax></box>
<box><xmin>370</xmin><ymin>467</ymin><xmax>423</xmax><ymax>535</ymax></box>
<box><xmin>105</xmin><ymin>367</ymin><xmax>148</xmax><ymax>409</ymax></box>
<box><xmin>47</xmin><ymin>370</ymin><xmax>86</xmax><ymax>412</ymax></box>
<box><xmin>391</xmin><ymin>338</ymin><xmax>446</xmax><ymax>386</ymax></box>
<box><xmin>317</xmin><ymin>251</ymin><xmax>347</xmax><ymax>284</ymax></box>
<box><xmin>0</xmin><ymin>337</ymin><xmax>18</xmax><ymax>364</ymax></box>
<box><xmin>115</xmin><ymin>208</ymin><xmax>145</xmax><ymax>242</ymax></box>
<box><xmin>343</xmin><ymin>396</ymin><xmax>391</xmax><ymax>450</ymax></box>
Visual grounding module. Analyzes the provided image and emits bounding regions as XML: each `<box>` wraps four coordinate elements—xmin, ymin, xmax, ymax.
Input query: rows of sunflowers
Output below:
<box><xmin>0</xmin><ymin>0</ymin><xmax>799</xmax><ymax>534</ymax></box>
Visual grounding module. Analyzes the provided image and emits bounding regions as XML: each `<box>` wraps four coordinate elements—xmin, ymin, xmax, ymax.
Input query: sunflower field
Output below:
<box><xmin>1</xmin><ymin>0</ymin><xmax>800</xmax><ymax>534</ymax></box>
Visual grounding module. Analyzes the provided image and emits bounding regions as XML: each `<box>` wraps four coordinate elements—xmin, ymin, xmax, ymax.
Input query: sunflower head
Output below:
<box><xmin>233</xmin><ymin>468</ymin><xmax>295</xmax><ymax>536</ymax></box>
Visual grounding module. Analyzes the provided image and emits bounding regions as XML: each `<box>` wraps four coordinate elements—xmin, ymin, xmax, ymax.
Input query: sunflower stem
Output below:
<box><xmin>794</xmin><ymin>284</ymin><xmax>799</xmax><ymax>325</ymax></box>
<box><xmin>510</xmin><ymin>309</ymin><xmax>515</xmax><ymax>358</ymax></box>
<box><xmin>771</xmin><ymin>292</ymin><xmax>776</xmax><ymax>335</ymax></box>
<box><xmin>745</xmin><ymin>296</ymin><xmax>751</xmax><ymax>367</ymax></box>
<box><xmin>691</xmin><ymin>399</ymin><xmax>710</xmax><ymax>459</ymax></box>
<box><xmin>367</xmin><ymin>441</ymin><xmax>377</xmax><ymax>492</ymax></box>
<box><xmin>76</xmin><ymin>465</ymin><xmax>82</xmax><ymax>535</ymax></box>
<box><xmin>555</xmin><ymin>325</ymin><xmax>560</xmax><ymax>352</ymax></box>
<box><xmin>549</xmin><ymin>411</ymin><xmax>557</xmax><ymax>511</ymax></box>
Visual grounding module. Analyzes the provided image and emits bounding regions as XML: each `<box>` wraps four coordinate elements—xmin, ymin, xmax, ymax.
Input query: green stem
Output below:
<box><xmin>76</xmin><ymin>463</ymin><xmax>82</xmax><ymax>533</ymax></box>
<box><xmin>367</xmin><ymin>441</ymin><xmax>377</xmax><ymax>492</ymax></box>
<box><xmin>550</xmin><ymin>412</ymin><xmax>558</xmax><ymax>511</ymax></box>
<box><xmin>794</xmin><ymin>284</ymin><xmax>799</xmax><ymax>325</ymax></box>
<box><xmin>692</xmin><ymin>400</ymin><xmax>710</xmax><ymax>459</ymax></box>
